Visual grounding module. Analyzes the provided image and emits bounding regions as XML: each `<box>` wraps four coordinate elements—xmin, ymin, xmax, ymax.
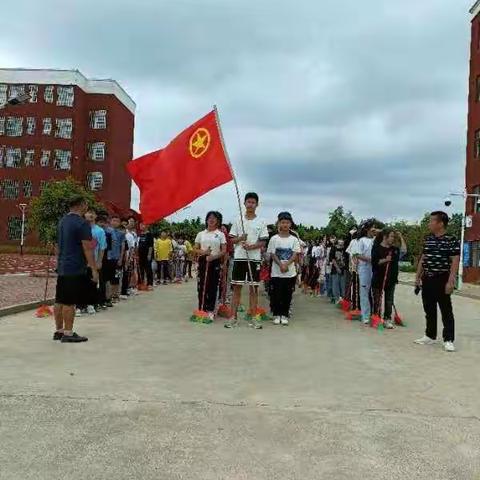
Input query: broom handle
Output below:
<box><xmin>376</xmin><ymin>250</ymin><xmax>392</xmax><ymax>316</ymax></box>
<box><xmin>200</xmin><ymin>259</ymin><xmax>210</xmax><ymax>312</ymax></box>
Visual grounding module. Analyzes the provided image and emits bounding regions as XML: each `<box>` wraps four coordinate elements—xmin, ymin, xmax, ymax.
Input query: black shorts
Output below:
<box><xmin>231</xmin><ymin>260</ymin><xmax>261</xmax><ymax>286</ymax></box>
<box><xmin>55</xmin><ymin>274</ymin><xmax>89</xmax><ymax>306</ymax></box>
<box><xmin>104</xmin><ymin>259</ymin><xmax>121</xmax><ymax>285</ymax></box>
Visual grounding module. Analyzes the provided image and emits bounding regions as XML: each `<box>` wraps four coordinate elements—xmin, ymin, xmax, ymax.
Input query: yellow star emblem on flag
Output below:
<box><xmin>189</xmin><ymin>128</ymin><xmax>211</xmax><ymax>158</ymax></box>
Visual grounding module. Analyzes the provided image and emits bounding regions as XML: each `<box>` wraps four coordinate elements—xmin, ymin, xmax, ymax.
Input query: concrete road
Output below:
<box><xmin>1</xmin><ymin>283</ymin><xmax>479</xmax><ymax>480</ymax></box>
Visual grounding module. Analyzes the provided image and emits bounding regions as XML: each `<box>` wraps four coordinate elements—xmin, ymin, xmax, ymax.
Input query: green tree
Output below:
<box><xmin>324</xmin><ymin>206</ymin><xmax>357</xmax><ymax>239</ymax></box>
<box><xmin>30</xmin><ymin>177</ymin><xmax>103</xmax><ymax>244</ymax></box>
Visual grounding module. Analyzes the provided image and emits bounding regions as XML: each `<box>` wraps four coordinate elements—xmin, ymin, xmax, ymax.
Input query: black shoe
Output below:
<box><xmin>105</xmin><ymin>300</ymin><xmax>114</xmax><ymax>308</ymax></box>
<box><xmin>61</xmin><ymin>333</ymin><xmax>88</xmax><ymax>343</ymax></box>
<box><xmin>53</xmin><ymin>331</ymin><xmax>64</xmax><ymax>341</ymax></box>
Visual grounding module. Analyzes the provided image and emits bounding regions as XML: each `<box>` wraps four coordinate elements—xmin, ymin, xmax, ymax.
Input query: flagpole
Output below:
<box><xmin>213</xmin><ymin>105</ymin><xmax>257</xmax><ymax>312</ymax></box>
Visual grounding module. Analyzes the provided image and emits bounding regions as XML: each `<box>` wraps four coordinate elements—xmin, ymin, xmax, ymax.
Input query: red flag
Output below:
<box><xmin>127</xmin><ymin>110</ymin><xmax>233</xmax><ymax>224</ymax></box>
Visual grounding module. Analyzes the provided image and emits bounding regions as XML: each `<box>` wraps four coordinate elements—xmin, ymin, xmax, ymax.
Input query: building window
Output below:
<box><xmin>90</xmin><ymin>110</ymin><xmax>107</xmax><ymax>129</ymax></box>
<box><xmin>8</xmin><ymin>84</ymin><xmax>25</xmax><ymax>101</ymax></box>
<box><xmin>40</xmin><ymin>150</ymin><xmax>50</xmax><ymax>167</ymax></box>
<box><xmin>0</xmin><ymin>146</ymin><xmax>4</xmax><ymax>167</ymax></box>
<box><xmin>89</xmin><ymin>142</ymin><xmax>106</xmax><ymax>161</ymax></box>
<box><xmin>6</xmin><ymin>117</ymin><xmax>23</xmax><ymax>137</ymax></box>
<box><xmin>24</xmin><ymin>149</ymin><xmax>35</xmax><ymax>167</ymax></box>
<box><xmin>475</xmin><ymin>130</ymin><xmax>480</xmax><ymax>158</ymax></box>
<box><xmin>44</xmin><ymin>85</ymin><xmax>54</xmax><ymax>103</ymax></box>
<box><xmin>43</xmin><ymin>118</ymin><xmax>52</xmax><ymax>135</ymax></box>
<box><xmin>0</xmin><ymin>117</ymin><xmax>4</xmax><ymax>135</ymax></box>
<box><xmin>40</xmin><ymin>180</ymin><xmax>48</xmax><ymax>193</ymax></box>
<box><xmin>1</xmin><ymin>179</ymin><xmax>20</xmax><ymax>199</ymax></box>
<box><xmin>55</xmin><ymin>118</ymin><xmax>73</xmax><ymax>139</ymax></box>
<box><xmin>28</xmin><ymin>85</ymin><xmax>38</xmax><ymax>103</ymax></box>
<box><xmin>5</xmin><ymin>147</ymin><xmax>22</xmax><ymax>168</ymax></box>
<box><xmin>0</xmin><ymin>84</ymin><xmax>7</xmax><ymax>105</ymax></box>
<box><xmin>87</xmin><ymin>171</ymin><xmax>103</xmax><ymax>191</ymax></box>
<box><xmin>23</xmin><ymin>180</ymin><xmax>33</xmax><ymax>198</ymax></box>
<box><xmin>7</xmin><ymin>216</ymin><xmax>22</xmax><ymax>240</ymax></box>
<box><xmin>56</xmin><ymin>86</ymin><xmax>74</xmax><ymax>107</ymax></box>
<box><xmin>54</xmin><ymin>149</ymin><xmax>71</xmax><ymax>170</ymax></box>
<box><xmin>26</xmin><ymin>117</ymin><xmax>36</xmax><ymax>135</ymax></box>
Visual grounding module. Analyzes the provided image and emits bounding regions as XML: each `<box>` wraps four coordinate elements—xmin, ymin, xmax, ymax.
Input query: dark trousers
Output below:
<box><xmin>422</xmin><ymin>274</ymin><xmax>455</xmax><ymax>342</ymax></box>
<box><xmin>139</xmin><ymin>255</ymin><xmax>153</xmax><ymax>286</ymax></box>
<box><xmin>270</xmin><ymin>277</ymin><xmax>296</xmax><ymax>317</ymax></box>
<box><xmin>373</xmin><ymin>284</ymin><xmax>396</xmax><ymax>319</ymax></box>
<box><xmin>98</xmin><ymin>266</ymin><xmax>107</xmax><ymax>304</ymax></box>
<box><xmin>197</xmin><ymin>258</ymin><xmax>221</xmax><ymax>312</ymax></box>
<box><xmin>78</xmin><ymin>268</ymin><xmax>98</xmax><ymax>308</ymax></box>
<box><xmin>158</xmin><ymin>260</ymin><xmax>171</xmax><ymax>282</ymax></box>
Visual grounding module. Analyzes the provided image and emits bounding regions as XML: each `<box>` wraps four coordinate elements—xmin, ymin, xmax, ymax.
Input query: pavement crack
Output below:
<box><xmin>1</xmin><ymin>392</ymin><xmax>479</xmax><ymax>423</ymax></box>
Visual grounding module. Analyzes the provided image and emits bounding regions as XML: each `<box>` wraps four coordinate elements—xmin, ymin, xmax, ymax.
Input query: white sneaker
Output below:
<box><xmin>384</xmin><ymin>320</ymin><xmax>395</xmax><ymax>329</ymax></box>
<box><xmin>86</xmin><ymin>305</ymin><xmax>96</xmax><ymax>315</ymax></box>
<box><xmin>361</xmin><ymin>317</ymin><xmax>370</xmax><ymax>326</ymax></box>
<box><xmin>444</xmin><ymin>341</ymin><xmax>456</xmax><ymax>352</ymax></box>
<box><xmin>119</xmin><ymin>295</ymin><xmax>129</xmax><ymax>300</ymax></box>
<box><xmin>75</xmin><ymin>308</ymin><xmax>83</xmax><ymax>317</ymax></box>
<box><xmin>273</xmin><ymin>317</ymin><xmax>281</xmax><ymax>325</ymax></box>
<box><xmin>414</xmin><ymin>335</ymin><xmax>436</xmax><ymax>345</ymax></box>
<box><xmin>281</xmin><ymin>317</ymin><xmax>289</xmax><ymax>326</ymax></box>
<box><xmin>207</xmin><ymin>312</ymin><xmax>215</xmax><ymax>321</ymax></box>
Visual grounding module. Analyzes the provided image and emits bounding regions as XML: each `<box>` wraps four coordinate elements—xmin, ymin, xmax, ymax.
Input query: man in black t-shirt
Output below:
<box><xmin>415</xmin><ymin>211</ymin><xmax>460</xmax><ymax>352</ymax></box>
<box><xmin>138</xmin><ymin>222</ymin><xmax>154</xmax><ymax>288</ymax></box>
<box><xmin>54</xmin><ymin>195</ymin><xmax>97</xmax><ymax>343</ymax></box>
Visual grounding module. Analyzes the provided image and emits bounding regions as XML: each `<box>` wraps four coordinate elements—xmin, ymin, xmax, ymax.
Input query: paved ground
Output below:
<box><xmin>0</xmin><ymin>275</ymin><xmax>56</xmax><ymax>309</ymax></box>
<box><xmin>0</xmin><ymin>254</ymin><xmax>55</xmax><ymax>275</ymax></box>
<box><xmin>1</xmin><ymin>282</ymin><xmax>479</xmax><ymax>480</ymax></box>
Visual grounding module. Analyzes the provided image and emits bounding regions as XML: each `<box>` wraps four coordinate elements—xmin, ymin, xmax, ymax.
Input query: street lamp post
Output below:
<box><xmin>446</xmin><ymin>191</ymin><xmax>480</xmax><ymax>290</ymax></box>
<box><xmin>18</xmin><ymin>203</ymin><xmax>27</xmax><ymax>256</ymax></box>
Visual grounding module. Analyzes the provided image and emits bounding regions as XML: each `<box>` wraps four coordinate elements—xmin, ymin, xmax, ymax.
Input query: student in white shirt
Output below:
<box><xmin>225</xmin><ymin>192</ymin><xmax>269</xmax><ymax>329</ymax></box>
<box><xmin>194</xmin><ymin>211</ymin><xmax>227</xmax><ymax>320</ymax></box>
<box><xmin>354</xmin><ymin>220</ymin><xmax>378</xmax><ymax>324</ymax></box>
<box><xmin>267</xmin><ymin>212</ymin><xmax>301</xmax><ymax>325</ymax></box>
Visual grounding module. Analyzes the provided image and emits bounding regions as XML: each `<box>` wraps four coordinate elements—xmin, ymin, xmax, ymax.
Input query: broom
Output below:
<box><xmin>217</xmin><ymin>259</ymin><xmax>233</xmax><ymax>318</ymax></box>
<box><xmin>393</xmin><ymin>304</ymin><xmax>406</xmax><ymax>327</ymax></box>
<box><xmin>190</xmin><ymin>259</ymin><xmax>213</xmax><ymax>324</ymax></box>
<box><xmin>370</xmin><ymin>255</ymin><xmax>392</xmax><ymax>331</ymax></box>
<box><xmin>35</xmin><ymin>245</ymin><xmax>54</xmax><ymax>318</ymax></box>
<box><xmin>345</xmin><ymin>271</ymin><xmax>361</xmax><ymax>321</ymax></box>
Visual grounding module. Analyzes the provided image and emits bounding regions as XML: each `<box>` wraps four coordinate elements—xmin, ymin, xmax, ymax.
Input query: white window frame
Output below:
<box><xmin>26</xmin><ymin>117</ymin><xmax>36</xmax><ymax>135</ymax></box>
<box><xmin>24</xmin><ymin>149</ymin><xmax>35</xmax><ymax>167</ymax></box>
<box><xmin>89</xmin><ymin>142</ymin><xmax>106</xmax><ymax>161</ymax></box>
<box><xmin>43</xmin><ymin>118</ymin><xmax>52</xmax><ymax>135</ymax></box>
<box><xmin>56</xmin><ymin>86</ymin><xmax>74</xmax><ymax>107</ymax></box>
<box><xmin>28</xmin><ymin>85</ymin><xmax>38</xmax><ymax>103</ymax></box>
<box><xmin>0</xmin><ymin>117</ymin><xmax>4</xmax><ymax>136</ymax></box>
<box><xmin>87</xmin><ymin>171</ymin><xmax>104</xmax><ymax>191</ymax></box>
<box><xmin>1</xmin><ymin>179</ymin><xmax>20</xmax><ymax>199</ymax></box>
<box><xmin>90</xmin><ymin>110</ymin><xmax>107</xmax><ymax>129</ymax></box>
<box><xmin>54</xmin><ymin>149</ymin><xmax>72</xmax><ymax>170</ymax></box>
<box><xmin>55</xmin><ymin>118</ymin><xmax>73</xmax><ymax>139</ymax></box>
<box><xmin>23</xmin><ymin>180</ymin><xmax>33</xmax><ymax>198</ymax></box>
<box><xmin>8</xmin><ymin>84</ymin><xmax>25</xmax><ymax>101</ymax></box>
<box><xmin>0</xmin><ymin>84</ymin><xmax>7</xmax><ymax>105</ymax></box>
<box><xmin>5</xmin><ymin>147</ymin><xmax>21</xmax><ymax>168</ymax></box>
<box><xmin>5</xmin><ymin>117</ymin><xmax>23</xmax><ymax>137</ymax></box>
<box><xmin>7</xmin><ymin>216</ymin><xmax>22</xmax><ymax>240</ymax></box>
<box><xmin>40</xmin><ymin>150</ymin><xmax>50</xmax><ymax>167</ymax></box>
<box><xmin>0</xmin><ymin>146</ymin><xmax>4</xmax><ymax>168</ymax></box>
<box><xmin>44</xmin><ymin>85</ymin><xmax>54</xmax><ymax>103</ymax></box>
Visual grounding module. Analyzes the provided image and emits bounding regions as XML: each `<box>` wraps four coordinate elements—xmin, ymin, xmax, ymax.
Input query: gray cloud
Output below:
<box><xmin>0</xmin><ymin>0</ymin><xmax>471</xmax><ymax>226</ymax></box>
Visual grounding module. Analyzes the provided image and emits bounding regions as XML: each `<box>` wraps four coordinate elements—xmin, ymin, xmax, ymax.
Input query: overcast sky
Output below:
<box><xmin>0</xmin><ymin>0</ymin><xmax>473</xmax><ymax>226</ymax></box>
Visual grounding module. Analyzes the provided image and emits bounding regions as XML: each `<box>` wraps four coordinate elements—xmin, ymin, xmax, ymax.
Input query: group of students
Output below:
<box><xmin>300</xmin><ymin>221</ymin><xmax>407</xmax><ymax>330</ymax></box>
<box><xmin>53</xmin><ymin>193</ymin><xmax>461</xmax><ymax>351</ymax></box>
